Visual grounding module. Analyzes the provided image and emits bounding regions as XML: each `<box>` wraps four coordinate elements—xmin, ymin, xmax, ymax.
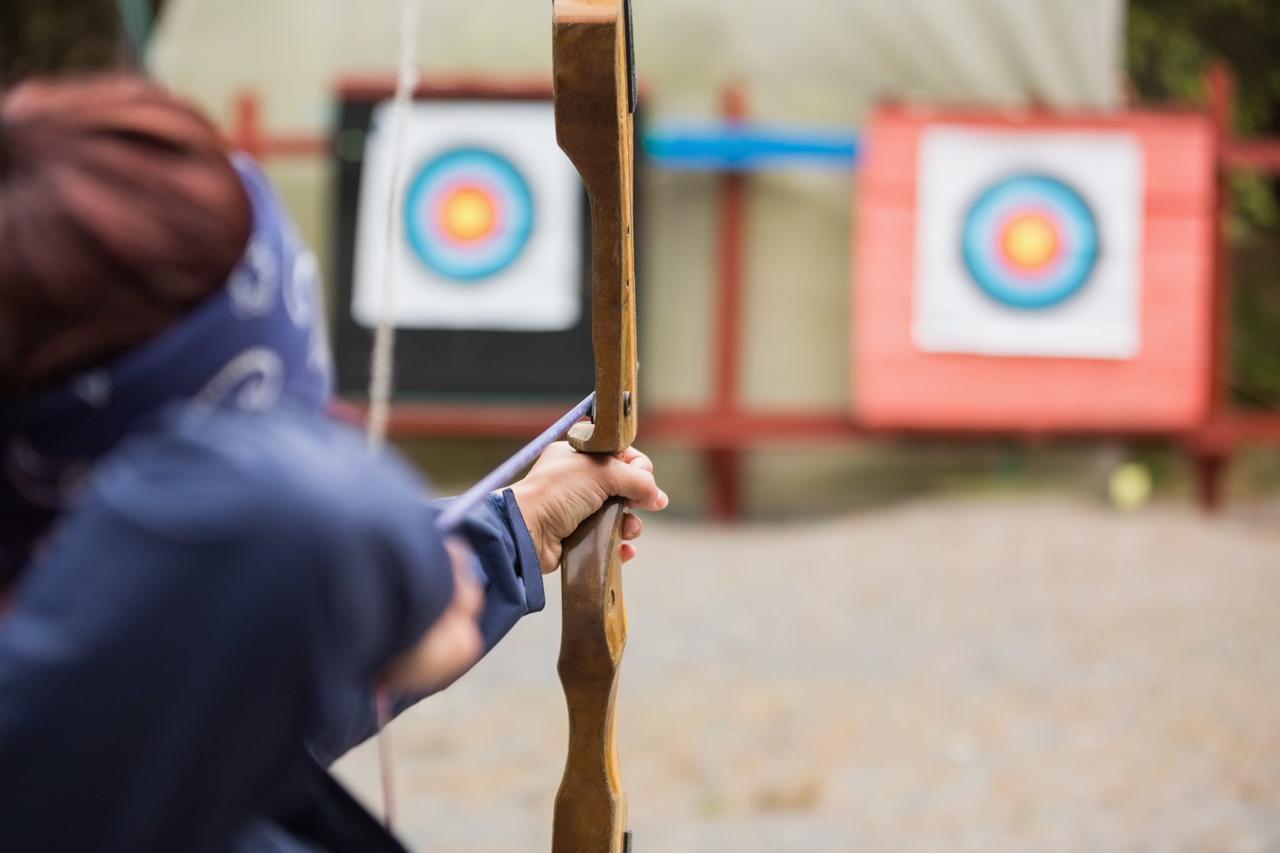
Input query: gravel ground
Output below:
<box><xmin>334</xmin><ymin>496</ymin><xmax>1280</xmax><ymax>852</ymax></box>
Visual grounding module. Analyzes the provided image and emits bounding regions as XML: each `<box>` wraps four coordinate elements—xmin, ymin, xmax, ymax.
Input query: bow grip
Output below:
<box><xmin>553</xmin><ymin>498</ymin><xmax>629</xmax><ymax>853</ymax></box>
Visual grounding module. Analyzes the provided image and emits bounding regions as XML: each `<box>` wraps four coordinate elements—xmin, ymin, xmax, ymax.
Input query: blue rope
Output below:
<box><xmin>643</xmin><ymin>122</ymin><xmax>860</xmax><ymax>172</ymax></box>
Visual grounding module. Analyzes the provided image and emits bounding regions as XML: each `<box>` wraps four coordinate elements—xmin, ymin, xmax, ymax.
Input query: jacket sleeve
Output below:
<box><xmin>311</xmin><ymin>488</ymin><xmax>547</xmax><ymax>763</ymax></box>
<box><xmin>0</xmin><ymin>414</ymin><xmax>456</xmax><ymax>853</ymax></box>
<box><xmin>444</xmin><ymin>488</ymin><xmax>546</xmax><ymax>649</ymax></box>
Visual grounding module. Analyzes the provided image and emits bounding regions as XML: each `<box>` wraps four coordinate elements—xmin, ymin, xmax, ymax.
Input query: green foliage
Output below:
<box><xmin>1129</xmin><ymin>0</ymin><xmax>1279</xmax><ymax>131</ymax></box>
<box><xmin>1229</xmin><ymin>228</ymin><xmax>1280</xmax><ymax>408</ymax></box>
<box><xmin>1129</xmin><ymin>0</ymin><xmax>1280</xmax><ymax>228</ymax></box>
<box><xmin>1130</xmin><ymin>0</ymin><xmax>1280</xmax><ymax>410</ymax></box>
<box><xmin>0</xmin><ymin>0</ymin><xmax>126</xmax><ymax>87</ymax></box>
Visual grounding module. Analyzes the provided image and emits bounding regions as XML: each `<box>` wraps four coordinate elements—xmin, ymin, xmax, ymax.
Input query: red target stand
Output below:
<box><xmin>855</xmin><ymin>107</ymin><xmax>1215</xmax><ymax>429</ymax></box>
<box><xmin>852</xmin><ymin>65</ymin><xmax>1280</xmax><ymax>510</ymax></box>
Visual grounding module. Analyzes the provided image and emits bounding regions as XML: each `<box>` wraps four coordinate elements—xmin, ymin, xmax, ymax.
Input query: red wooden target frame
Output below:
<box><xmin>853</xmin><ymin>105</ymin><xmax>1217</xmax><ymax>433</ymax></box>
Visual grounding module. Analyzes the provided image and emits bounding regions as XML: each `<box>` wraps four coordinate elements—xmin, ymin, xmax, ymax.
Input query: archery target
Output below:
<box><xmin>404</xmin><ymin>148</ymin><xmax>534</xmax><ymax>281</ymax></box>
<box><xmin>961</xmin><ymin>174</ymin><xmax>1099</xmax><ymax>310</ymax></box>
<box><xmin>914</xmin><ymin>128</ymin><xmax>1143</xmax><ymax>359</ymax></box>
<box><xmin>353</xmin><ymin>101</ymin><xmax>581</xmax><ymax>331</ymax></box>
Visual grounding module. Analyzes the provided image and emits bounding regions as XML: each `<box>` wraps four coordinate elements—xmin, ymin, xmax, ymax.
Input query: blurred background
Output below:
<box><xmin>5</xmin><ymin>0</ymin><xmax>1280</xmax><ymax>850</ymax></box>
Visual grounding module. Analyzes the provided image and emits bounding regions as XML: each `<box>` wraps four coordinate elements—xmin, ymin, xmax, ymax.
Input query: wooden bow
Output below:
<box><xmin>550</xmin><ymin>1</ymin><xmax>639</xmax><ymax>851</ymax></box>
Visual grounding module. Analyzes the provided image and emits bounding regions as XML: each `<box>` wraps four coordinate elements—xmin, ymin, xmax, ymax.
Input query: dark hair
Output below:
<box><xmin>0</xmin><ymin>75</ymin><xmax>251</xmax><ymax>395</ymax></box>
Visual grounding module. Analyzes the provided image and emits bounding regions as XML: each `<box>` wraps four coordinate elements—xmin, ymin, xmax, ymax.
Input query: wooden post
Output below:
<box><xmin>708</xmin><ymin>82</ymin><xmax>749</xmax><ymax>522</ymax></box>
<box><xmin>231</xmin><ymin>92</ymin><xmax>264</xmax><ymax>159</ymax></box>
<box><xmin>1197</xmin><ymin>63</ymin><xmax>1237</xmax><ymax>512</ymax></box>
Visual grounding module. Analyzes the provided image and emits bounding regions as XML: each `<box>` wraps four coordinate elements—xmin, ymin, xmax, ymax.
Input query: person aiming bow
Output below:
<box><xmin>0</xmin><ymin>75</ymin><xmax>668</xmax><ymax>852</ymax></box>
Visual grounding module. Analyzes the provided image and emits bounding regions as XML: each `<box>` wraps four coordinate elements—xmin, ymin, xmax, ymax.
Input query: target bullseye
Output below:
<box><xmin>961</xmin><ymin>174</ymin><xmax>1099</xmax><ymax>311</ymax></box>
<box><xmin>999</xmin><ymin>210</ymin><xmax>1060</xmax><ymax>272</ymax></box>
<box><xmin>440</xmin><ymin>185</ymin><xmax>498</xmax><ymax>243</ymax></box>
<box><xmin>404</xmin><ymin>148</ymin><xmax>535</xmax><ymax>282</ymax></box>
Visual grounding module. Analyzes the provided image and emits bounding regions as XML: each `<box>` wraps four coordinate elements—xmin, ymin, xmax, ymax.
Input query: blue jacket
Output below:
<box><xmin>0</xmin><ymin>406</ymin><xmax>545</xmax><ymax>852</ymax></box>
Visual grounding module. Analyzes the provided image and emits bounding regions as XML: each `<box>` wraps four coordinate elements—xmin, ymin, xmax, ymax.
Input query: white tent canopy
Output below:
<box><xmin>153</xmin><ymin>0</ymin><xmax>1127</xmax><ymax>131</ymax></box>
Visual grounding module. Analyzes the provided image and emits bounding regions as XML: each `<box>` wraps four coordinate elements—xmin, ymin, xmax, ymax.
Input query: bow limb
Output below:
<box><xmin>551</xmin><ymin>1</ymin><xmax>639</xmax><ymax>851</ymax></box>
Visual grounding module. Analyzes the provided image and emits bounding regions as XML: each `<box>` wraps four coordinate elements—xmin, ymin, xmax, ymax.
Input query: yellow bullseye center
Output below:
<box><xmin>441</xmin><ymin>187</ymin><xmax>496</xmax><ymax>242</ymax></box>
<box><xmin>1001</xmin><ymin>213</ymin><xmax>1060</xmax><ymax>271</ymax></box>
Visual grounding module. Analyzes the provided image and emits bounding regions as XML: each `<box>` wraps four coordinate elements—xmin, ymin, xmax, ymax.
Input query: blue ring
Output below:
<box><xmin>404</xmin><ymin>148</ymin><xmax>535</xmax><ymax>282</ymax></box>
<box><xmin>961</xmin><ymin>174</ymin><xmax>1099</xmax><ymax>311</ymax></box>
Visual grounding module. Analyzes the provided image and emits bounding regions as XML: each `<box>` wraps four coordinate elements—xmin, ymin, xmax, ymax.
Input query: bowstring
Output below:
<box><xmin>367</xmin><ymin>0</ymin><xmax>423</xmax><ymax>831</ymax></box>
<box><xmin>361</xmin><ymin>0</ymin><xmax>603</xmax><ymax>832</ymax></box>
<box><xmin>367</xmin><ymin>0</ymin><xmax>422</xmax><ymax>454</ymax></box>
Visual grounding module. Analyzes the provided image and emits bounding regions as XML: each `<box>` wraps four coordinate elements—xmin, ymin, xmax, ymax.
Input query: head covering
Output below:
<box><xmin>0</xmin><ymin>155</ymin><xmax>334</xmax><ymax>580</ymax></box>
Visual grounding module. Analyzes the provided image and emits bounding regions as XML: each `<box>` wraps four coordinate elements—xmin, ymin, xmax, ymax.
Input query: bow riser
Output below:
<box><xmin>551</xmin><ymin>1</ymin><xmax>639</xmax><ymax>851</ymax></box>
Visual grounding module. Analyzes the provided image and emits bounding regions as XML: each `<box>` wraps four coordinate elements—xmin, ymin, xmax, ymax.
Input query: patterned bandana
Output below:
<box><xmin>0</xmin><ymin>155</ymin><xmax>334</xmax><ymax>580</ymax></box>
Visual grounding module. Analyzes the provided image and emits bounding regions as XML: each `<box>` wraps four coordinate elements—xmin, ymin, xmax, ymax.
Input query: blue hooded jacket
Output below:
<box><xmin>0</xmin><ymin>158</ymin><xmax>545</xmax><ymax>852</ymax></box>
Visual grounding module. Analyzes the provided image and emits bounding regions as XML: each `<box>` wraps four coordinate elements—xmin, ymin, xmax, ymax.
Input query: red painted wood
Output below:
<box><xmin>231</xmin><ymin>92</ymin><xmax>263</xmax><ymax>157</ymax></box>
<box><xmin>1198</xmin><ymin>414</ymin><xmax>1280</xmax><ymax>449</ymax></box>
<box><xmin>714</xmin><ymin>85</ymin><xmax>748</xmax><ymax>416</ymax></box>
<box><xmin>1194</xmin><ymin>452</ymin><xmax>1228</xmax><ymax>513</ymax></box>
<box><xmin>708</xmin><ymin>449</ymin><xmax>742</xmax><ymax>521</ymax></box>
<box><xmin>1224</xmin><ymin>141</ymin><xmax>1280</xmax><ymax>173</ymax></box>
<box><xmin>1194</xmin><ymin>62</ymin><xmax>1237</xmax><ymax>509</ymax></box>
<box><xmin>356</xmin><ymin>402</ymin><xmax>1226</xmax><ymax>448</ymax></box>
<box><xmin>362</xmin><ymin>402</ymin><xmax>582</xmax><ymax>438</ymax></box>
<box><xmin>336</xmin><ymin>74</ymin><xmax>555</xmax><ymax>103</ymax></box>
<box><xmin>230</xmin><ymin>92</ymin><xmax>329</xmax><ymax>158</ymax></box>
<box><xmin>1206</xmin><ymin>64</ymin><xmax>1235</xmax><ymax>425</ymax></box>
<box><xmin>228</xmin><ymin>79</ymin><xmax>560</xmax><ymax>160</ymax></box>
<box><xmin>853</xmin><ymin>106</ymin><xmax>1218</xmax><ymax>433</ymax></box>
<box><xmin>708</xmin><ymin>83</ymin><xmax>750</xmax><ymax>520</ymax></box>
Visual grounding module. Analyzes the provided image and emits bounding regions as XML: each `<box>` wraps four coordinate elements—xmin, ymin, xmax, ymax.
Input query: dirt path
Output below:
<box><xmin>335</xmin><ymin>497</ymin><xmax>1280</xmax><ymax>852</ymax></box>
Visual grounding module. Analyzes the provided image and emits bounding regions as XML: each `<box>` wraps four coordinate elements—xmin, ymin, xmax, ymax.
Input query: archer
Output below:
<box><xmin>0</xmin><ymin>75</ymin><xmax>667</xmax><ymax>852</ymax></box>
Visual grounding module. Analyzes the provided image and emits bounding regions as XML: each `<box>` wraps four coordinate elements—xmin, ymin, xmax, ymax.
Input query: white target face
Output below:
<box><xmin>353</xmin><ymin>101</ymin><xmax>582</xmax><ymax>331</ymax></box>
<box><xmin>913</xmin><ymin>127</ymin><xmax>1144</xmax><ymax>359</ymax></box>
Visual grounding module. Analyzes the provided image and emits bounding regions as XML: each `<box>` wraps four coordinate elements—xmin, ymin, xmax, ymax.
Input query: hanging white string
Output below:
<box><xmin>367</xmin><ymin>0</ymin><xmax>422</xmax><ymax>453</ymax></box>
<box><xmin>367</xmin><ymin>0</ymin><xmax>423</xmax><ymax>831</ymax></box>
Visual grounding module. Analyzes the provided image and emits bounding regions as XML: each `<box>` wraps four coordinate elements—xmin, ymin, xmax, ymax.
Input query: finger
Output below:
<box><xmin>621</xmin><ymin>512</ymin><xmax>644</xmax><ymax>540</ymax></box>
<box><xmin>603</xmin><ymin>456</ymin><xmax>665</xmax><ymax>508</ymax></box>
<box><xmin>620</xmin><ymin>542</ymin><xmax>637</xmax><ymax>562</ymax></box>
<box><xmin>617</xmin><ymin>446</ymin><xmax>654</xmax><ymax>472</ymax></box>
<box><xmin>602</xmin><ymin>457</ymin><xmax>668</xmax><ymax>511</ymax></box>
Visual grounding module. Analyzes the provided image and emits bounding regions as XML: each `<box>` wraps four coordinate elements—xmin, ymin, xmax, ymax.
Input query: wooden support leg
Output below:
<box><xmin>707</xmin><ymin>447</ymin><xmax>742</xmax><ymax>522</ymax></box>
<box><xmin>1194</xmin><ymin>452</ymin><xmax>1229</xmax><ymax>514</ymax></box>
<box><xmin>705</xmin><ymin>83</ymin><xmax>748</xmax><ymax>525</ymax></box>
